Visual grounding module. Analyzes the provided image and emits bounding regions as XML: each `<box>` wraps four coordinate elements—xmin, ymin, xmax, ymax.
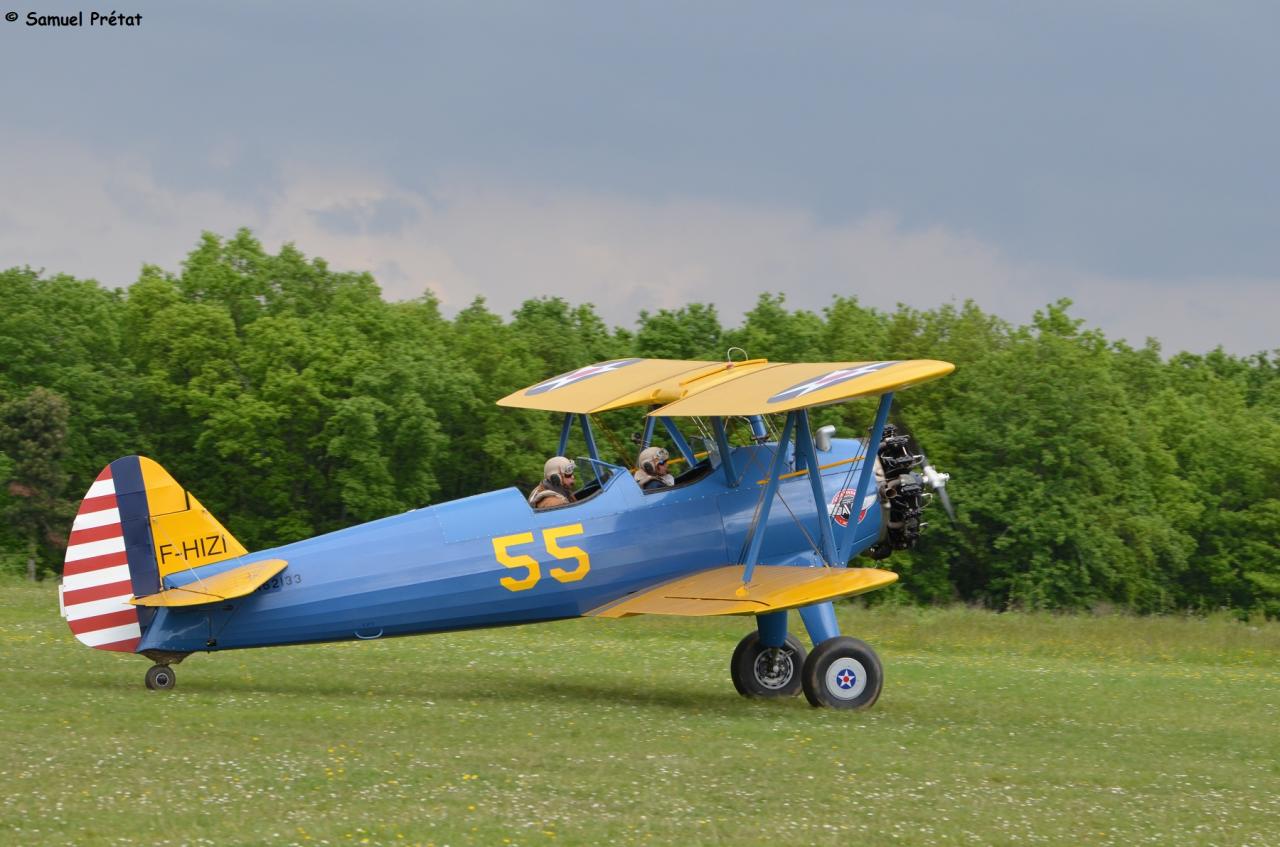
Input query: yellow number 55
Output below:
<box><xmin>492</xmin><ymin>523</ymin><xmax>590</xmax><ymax>592</ymax></box>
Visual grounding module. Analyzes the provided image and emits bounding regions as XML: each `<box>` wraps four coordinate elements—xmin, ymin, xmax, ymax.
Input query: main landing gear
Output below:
<box><xmin>800</xmin><ymin>636</ymin><xmax>883</xmax><ymax>710</ymax></box>
<box><xmin>731</xmin><ymin>609</ymin><xmax>885</xmax><ymax>709</ymax></box>
<box><xmin>730</xmin><ymin>632</ymin><xmax>807</xmax><ymax>697</ymax></box>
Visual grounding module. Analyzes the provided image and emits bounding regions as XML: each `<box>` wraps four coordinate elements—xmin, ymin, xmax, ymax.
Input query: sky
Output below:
<box><xmin>2</xmin><ymin>1</ymin><xmax>1277</xmax><ymax>355</ymax></box>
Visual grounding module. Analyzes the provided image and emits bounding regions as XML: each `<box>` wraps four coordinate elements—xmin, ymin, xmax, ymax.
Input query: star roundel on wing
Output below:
<box><xmin>524</xmin><ymin>359</ymin><xmax>643</xmax><ymax>396</ymax></box>
<box><xmin>767</xmin><ymin>361</ymin><xmax>901</xmax><ymax>404</ymax></box>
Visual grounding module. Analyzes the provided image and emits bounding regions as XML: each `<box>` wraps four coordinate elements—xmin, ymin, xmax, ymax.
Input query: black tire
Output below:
<box><xmin>801</xmin><ymin>636</ymin><xmax>883</xmax><ymax>710</ymax></box>
<box><xmin>145</xmin><ymin>664</ymin><xmax>175</xmax><ymax>691</ymax></box>
<box><xmin>730</xmin><ymin>631</ymin><xmax>807</xmax><ymax>698</ymax></box>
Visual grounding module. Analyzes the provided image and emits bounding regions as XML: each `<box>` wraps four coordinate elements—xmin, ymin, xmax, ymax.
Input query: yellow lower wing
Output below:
<box><xmin>130</xmin><ymin>559</ymin><xmax>288</xmax><ymax>607</ymax></box>
<box><xmin>588</xmin><ymin>565</ymin><xmax>897</xmax><ymax>618</ymax></box>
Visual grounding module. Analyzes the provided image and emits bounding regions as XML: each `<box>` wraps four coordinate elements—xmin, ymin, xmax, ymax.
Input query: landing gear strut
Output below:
<box><xmin>730</xmin><ymin>631</ymin><xmax>807</xmax><ymax>698</ymax></box>
<box><xmin>144</xmin><ymin>664</ymin><xmax>176</xmax><ymax>691</ymax></box>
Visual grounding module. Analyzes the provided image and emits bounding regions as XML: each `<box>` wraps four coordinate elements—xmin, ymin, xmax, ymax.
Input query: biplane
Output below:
<box><xmin>58</xmin><ymin>356</ymin><xmax>953</xmax><ymax>709</ymax></box>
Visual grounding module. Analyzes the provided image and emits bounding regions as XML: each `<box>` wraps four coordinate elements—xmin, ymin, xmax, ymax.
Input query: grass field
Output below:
<box><xmin>2</xmin><ymin>579</ymin><xmax>1278</xmax><ymax>846</ymax></box>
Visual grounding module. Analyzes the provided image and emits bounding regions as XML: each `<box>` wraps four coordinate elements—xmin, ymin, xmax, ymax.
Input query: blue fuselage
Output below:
<box><xmin>138</xmin><ymin>439</ymin><xmax>882</xmax><ymax>653</ymax></box>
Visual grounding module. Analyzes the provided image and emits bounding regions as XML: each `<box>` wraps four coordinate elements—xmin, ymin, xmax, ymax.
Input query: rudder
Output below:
<box><xmin>59</xmin><ymin>456</ymin><xmax>247</xmax><ymax>652</ymax></box>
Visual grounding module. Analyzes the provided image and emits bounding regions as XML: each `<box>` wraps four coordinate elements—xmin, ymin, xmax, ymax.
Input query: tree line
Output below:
<box><xmin>2</xmin><ymin>229</ymin><xmax>1277</xmax><ymax>616</ymax></box>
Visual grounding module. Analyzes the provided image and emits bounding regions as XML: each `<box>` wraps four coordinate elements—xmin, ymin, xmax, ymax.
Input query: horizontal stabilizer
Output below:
<box><xmin>131</xmin><ymin>559</ymin><xmax>288</xmax><ymax>607</ymax></box>
<box><xmin>588</xmin><ymin>565</ymin><xmax>897</xmax><ymax>618</ymax></box>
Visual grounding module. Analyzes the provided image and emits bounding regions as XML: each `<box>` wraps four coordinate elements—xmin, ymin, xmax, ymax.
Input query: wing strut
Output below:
<box><xmin>711</xmin><ymin>417</ymin><xmax>736</xmax><ymax>486</ymax></box>
<box><xmin>794</xmin><ymin>410</ymin><xmax>839</xmax><ymax>566</ymax></box>
<box><xmin>578</xmin><ymin>414</ymin><xmax>600</xmax><ymax>471</ymax></box>
<box><xmin>640</xmin><ymin>411</ymin><xmax>657</xmax><ymax>448</ymax></box>
<box><xmin>556</xmin><ymin>413</ymin><xmax>605</xmax><ymax>483</ymax></box>
<box><xmin>741</xmin><ymin>411</ymin><xmax>796</xmax><ymax>584</ymax></box>
<box><xmin>658</xmin><ymin>417</ymin><xmax>697</xmax><ymax>466</ymax></box>
<box><xmin>556</xmin><ymin>413</ymin><xmax>575</xmax><ymax>456</ymax></box>
<box><xmin>837</xmin><ymin>392</ymin><xmax>894</xmax><ymax>564</ymax></box>
<box><xmin>741</xmin><ymin>395</ymin><xmax>898</xmax><ymax>584</ymax></box>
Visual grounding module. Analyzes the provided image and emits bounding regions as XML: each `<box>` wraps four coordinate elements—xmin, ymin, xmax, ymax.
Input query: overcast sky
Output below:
<box><xmin>2</xmin><ymin>2</ymin><xmax>1277</xmax><ymax>354</ymax></box>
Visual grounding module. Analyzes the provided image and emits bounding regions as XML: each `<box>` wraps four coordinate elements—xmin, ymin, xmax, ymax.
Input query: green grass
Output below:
<box><xmin>2</xmin><ymin>579</ymin><xmax>1278</xmax><ymax>847</ymax></box>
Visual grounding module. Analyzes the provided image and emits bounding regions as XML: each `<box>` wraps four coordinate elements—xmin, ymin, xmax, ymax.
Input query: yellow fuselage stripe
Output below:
<box><xmin>757</xmin><ymin>455</ymin><xmax>866</xmax><ymax>485</ymax></box>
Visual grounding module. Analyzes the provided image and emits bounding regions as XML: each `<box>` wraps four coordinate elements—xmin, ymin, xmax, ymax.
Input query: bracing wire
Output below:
<box><xmin>590</xmin><ymin>413</ymin><xmax>637</xmax><ymax>470</ymax></box>
<box><xmin>774</xmin><ymin>487</ymin><xmax>827</xmax><ymax>565</ymax></box>
<box><xmin>736</xmin><ymin>438</ymin><xmax>826</xmax><ymax>568</ymax></box>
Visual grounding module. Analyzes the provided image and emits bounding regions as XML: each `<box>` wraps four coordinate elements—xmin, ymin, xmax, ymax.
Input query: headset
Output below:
<box><xmin>640</xmin><ymin>448</ymin><xmax>670</xmax><ymax>476</ymax></box>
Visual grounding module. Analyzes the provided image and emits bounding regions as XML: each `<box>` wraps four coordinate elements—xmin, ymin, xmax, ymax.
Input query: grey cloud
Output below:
<box><xmin>6</xmin><ymin>2</ymin><xmax>1278</xmax><ymax>283</ymax></box>
<box><xmin>2</xmin><ymin>3</ymin><xmax>1277</xmax><ymax>355</ymax></box>
<box><xmin>310</xmin><ymin>197</ymin><xmax>421</xmax><ymax>237</ymax></box>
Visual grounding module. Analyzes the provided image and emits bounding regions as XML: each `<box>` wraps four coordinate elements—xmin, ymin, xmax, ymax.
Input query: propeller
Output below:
<box><xmin>888</xmin><ymin>413</ymin><xmax>957</xmax><ymax>524</ymax></box>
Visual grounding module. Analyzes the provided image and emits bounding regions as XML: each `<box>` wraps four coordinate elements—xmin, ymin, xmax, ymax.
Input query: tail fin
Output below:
<box><xmin>59</xmin><ymin>456</ymin><xmax>247</xmax><ymax>652</ymax></box>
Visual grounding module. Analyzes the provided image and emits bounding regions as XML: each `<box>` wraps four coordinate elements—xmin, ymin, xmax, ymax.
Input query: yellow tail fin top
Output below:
<box><xmin>138</xmin><ymin>457</ymin><xmax>247</xmax><ymax>577</ymax></box>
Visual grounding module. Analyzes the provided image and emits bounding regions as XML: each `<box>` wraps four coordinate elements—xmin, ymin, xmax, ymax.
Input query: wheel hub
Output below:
<box><xmin>753</xmin><ymin>647</ymin><xmax>795</xmax><ymax>690</ymax></box>
<box><xmin>824</xmin><ymin>657</ymin><xmax>868</xmax><ymax>700</ymax></box>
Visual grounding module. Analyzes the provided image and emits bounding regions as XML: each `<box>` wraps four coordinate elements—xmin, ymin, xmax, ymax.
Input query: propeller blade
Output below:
<box><xmin>921</xmin><ymin>462</ymin><xmax>956</xmax><ymax>522</ymax></box>
<box><xmin>935</xmin><ymin>482</ymin><xmax>957</xmax><ymax>522</ymax></box>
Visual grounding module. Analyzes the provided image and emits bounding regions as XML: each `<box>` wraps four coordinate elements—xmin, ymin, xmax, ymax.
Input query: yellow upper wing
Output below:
<box><xmin>651</xmin><ymin>359</ymin><xmax>955</xmax><ymax>416</ymax></box>
<box><xmin>496</xmin><ymin>358</ymin><xmax>719</xmax><ymax>413</ymax></box>
<box><xmin>496</xmin><ymin>358</ymin><xmax>954</xmax><ymax>416</ymax></box>
<box><xmin>587</xmin><ymin>564</ymin><xmax>898</xmax><ymax>618</ymax></box>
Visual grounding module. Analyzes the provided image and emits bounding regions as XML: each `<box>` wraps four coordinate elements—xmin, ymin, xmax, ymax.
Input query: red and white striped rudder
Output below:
<box><xmin>58</xmin><ymin>465</ymin><xmax>141</xmax><ymax>652</ymax></box>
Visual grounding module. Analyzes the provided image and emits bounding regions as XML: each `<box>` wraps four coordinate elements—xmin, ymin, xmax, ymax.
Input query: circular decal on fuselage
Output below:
<box><xmin>828</xmin><ymin>488</ymin><xmax>858</xmax><ymax>528</ymax></box>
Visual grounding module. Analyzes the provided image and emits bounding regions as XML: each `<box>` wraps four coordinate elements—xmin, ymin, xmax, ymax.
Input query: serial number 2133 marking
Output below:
<box><xmin>492</xmin><ymin>523</ymin><xmax>590</xmax><ymax>592</ymax></box>
<box><xmin>255</xmin><ymin>572</ymin><xmax>302</xmax><ymax>594</ymax></box>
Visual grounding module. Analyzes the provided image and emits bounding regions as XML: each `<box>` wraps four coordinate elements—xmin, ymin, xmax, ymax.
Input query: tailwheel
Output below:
<box><xmin>144</xmin><ymin>664</ymin><xmax>176</xmax><ymax>691</ymax></box>
<box><xmin>730</xmin><ymin>632</ymin><xmax>807</xmax><ymax>698</ymax></box>
<box><xmin>801</xmin><ymin>636</ymin><xmax>883</xmax><ymax>710</ymax></box>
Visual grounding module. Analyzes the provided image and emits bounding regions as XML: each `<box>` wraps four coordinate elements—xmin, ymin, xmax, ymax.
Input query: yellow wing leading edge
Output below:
<box><xmin>653</xmin><ymin>359</ymin><xmax>955</xmax><ymax>416</ymax></box>
<box><xmin>587</xmin><ymin>565</ymin><xmax>898</xmax><ymax>618</ymax></box>
<box><xmin>496</xmin><ymin>359</ymin><xmax>717</xmax><ymax>414</ymax></box>
<box><xmin>496</xmin><ymin>357</ymin><xmax>954</xmax><ymax>416</ymax></box>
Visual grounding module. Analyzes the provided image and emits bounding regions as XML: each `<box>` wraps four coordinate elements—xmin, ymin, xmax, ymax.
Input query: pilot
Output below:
<box><xmin>634</xmin><ymin>446</ymin><xmax>675</xmax><ymax>491</ymax></box>
<box><xmin>529</xmin><ymin>456</ymin><xmax>577</xmax><ymax>509</ymax></box>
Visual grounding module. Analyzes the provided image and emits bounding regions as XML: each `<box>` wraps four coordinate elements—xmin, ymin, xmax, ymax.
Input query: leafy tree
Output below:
<box><xmin>634</xmin><ymin>304</ymin><xmax>724</xmax><ymax>359</ymax></box>
<box><xmin>1</xmin><ymin>229</ymin><xmax>1275</xmax><ymax>616</ymax></box>
<box><xmin>1152</xmin><ymin>351</ymin><xmax>1280</xmax><ymax>615</ymax></box>
<box><xmin>444</xmin><ymin>299</ymin><xmax>558</xmax><ymax>497</ymax></box>
<box><xmin>509</xmin><ymin>297</ymin><xmax>626</xmax><ymax>377</ymax></box>
<box><xmin>919</xmin><ymin>301</ymin><xmax>1195</xmax><ymax>610</ymax></box>
<box><xmin>0</xmin><ymin>268</ymin><xmax>140</xmax><ymax>484</ymax></box>
<box><xmin>177</xmin><ymin>229</ymin><xmax>270</xmax><ymax>333</ymax></box>
<box><xmin>0</xmin><ymin>388</ymin><xmax>72</xmax><ymax>579</ymax></box>
<box><xmin>725</xmin><ymin>293</ymin><xmax>825</xmax><ymax>362</ymax></box>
